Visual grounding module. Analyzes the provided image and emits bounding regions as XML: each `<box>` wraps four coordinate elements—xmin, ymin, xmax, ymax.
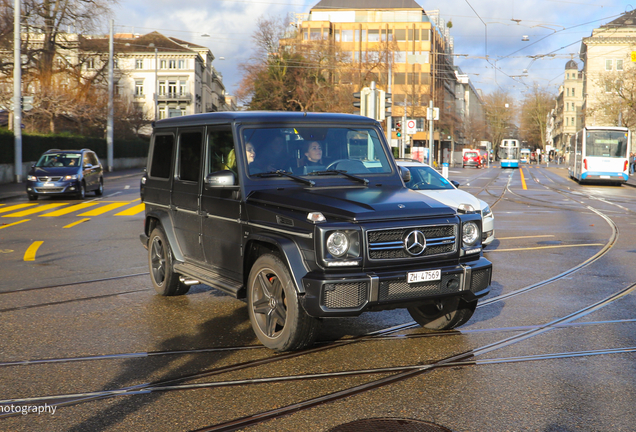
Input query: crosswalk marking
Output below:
<box><xmin>40</xmin><ymin>202</ymin><xmax>99</xmax><ymax>217</ymax></box>
<box><xmin>115</xmin><ymin>203</ymin><xmax>145</xmax><ymax>216</ymax></box>
<box><xmin>64</xmin><ymin>218</ymin><xmax>90</xmax><ymax>228</ymax></box>
<box><xmin>24</xmin><ymin>241</ymin><xmax>43</xmax><ymax>261</ymax></box>
<box><xmin>2</xmin><ymin>203</ymin><xmax>67</xmax><ymax>217</ymax></box>
<box><xmin>79</xmin><ymin>202</ymin><xmax>128</xmax><ymax>216</ymax></box>
<box><xmin>0</xmin><ymin>204</ymin><xmax>38</xmax><ymax>214</ymax></box>
<box><xmin>0</xmin><ymin>219</ymin><xmax>29</xmax><ymax>230</ymax></box>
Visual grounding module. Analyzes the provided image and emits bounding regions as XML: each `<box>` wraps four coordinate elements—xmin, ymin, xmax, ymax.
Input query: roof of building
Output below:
<box><xmin>601</xmin><ymin>8</ymin><xmax>636</xmax><ymax>28</ymax></box>
<box><xmin>79</xmin><ymin>31</ymin><xmax>202</xmax><ymax>54</ymax></box>
<box><xmin>311</xmin><ymin>0</ymin><xmax>423</xmax><ymax>10</ymax></box>
<box><xmin>565</xmin><ymin>59</ymin><xmax>578</xmax><ymax>70</ymax></box>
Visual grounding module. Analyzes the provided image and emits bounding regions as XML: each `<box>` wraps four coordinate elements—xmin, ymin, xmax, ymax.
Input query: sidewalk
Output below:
<box><xmin>0</xmin><ymin>168</ymin><xmax>144</xmax><ymax>202</ymax></box>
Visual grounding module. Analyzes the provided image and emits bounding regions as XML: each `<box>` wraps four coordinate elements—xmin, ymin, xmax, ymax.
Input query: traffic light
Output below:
<box><xmin>396</xmin><ymin>121</ymin><xmax>402</xmax><ymax>137</ymax></box>
<box><xmin>352</xmin><ymin>88</ymin><xmax>371</xmax><ymax>117</ymax></box>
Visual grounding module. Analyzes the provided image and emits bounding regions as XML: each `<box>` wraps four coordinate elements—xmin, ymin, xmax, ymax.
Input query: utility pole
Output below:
<box><xmin>428</xmin><ymin>100</ymin><xmax>434</xmax><ymax>166</ymax></box>
<box><xmin>107</xmin><ymin>19</ymin><xmax>114</xmax><ymax>172</ymax></box>
<box><xmin>13</xmin><ymin>0</ymin><xmax>22</xmax><ymax>183</ymax></box>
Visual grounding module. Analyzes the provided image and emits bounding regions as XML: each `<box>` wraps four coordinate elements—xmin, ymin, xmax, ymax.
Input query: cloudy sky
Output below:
<box><xmin>111</xmin><ymin>0</ymin><xmax>632</xmax><ymax>100</ymax></box>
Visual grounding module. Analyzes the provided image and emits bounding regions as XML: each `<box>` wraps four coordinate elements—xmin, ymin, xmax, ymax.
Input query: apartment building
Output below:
<box><xmin>294</xmin><ymin>0</ymin><xmax>466</xmax><ymax>157</ymax></box>
<box><xmin>548</xmin><ymin>60</ymin><xmax>584</xmax><ymax>154</ymax></box>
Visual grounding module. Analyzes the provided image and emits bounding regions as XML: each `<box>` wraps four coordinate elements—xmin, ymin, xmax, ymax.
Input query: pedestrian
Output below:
<box><xmin>630</xmin><ymin>152</ymin><xmax>635</xmax><ymax>175</ymax></box>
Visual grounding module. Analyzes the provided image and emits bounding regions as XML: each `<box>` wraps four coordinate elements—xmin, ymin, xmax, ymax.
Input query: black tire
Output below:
<box><xmin>247</xmin><ymin>254</ymin><xmax>320</xmax><ymax>351</ymax></box>
<box><xmin>77</xmin><ymin>181</ymin><xmax>86</xmax><ymax>200</ymax></box>
<box><xmin>148</xmin><ymin>226</ymin><xmax>190</xmax><ymax>296</ymax></box>
<box><xmin>27</xmin><ymin>194</ymin><xmax>38</xmax><ymax>201</ymax></box>
<box><xmin>408</xmin><ymin>296</ymin><xmax>476</xmax><ymax>330</ymax></box>
<box><xmin>95</xmin><ymin>178</ymin><xmax>104</xmax><ymax>196</ymax></box>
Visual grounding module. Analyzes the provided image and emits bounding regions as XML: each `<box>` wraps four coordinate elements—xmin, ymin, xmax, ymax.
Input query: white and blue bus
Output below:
<box><xmin>499</xmin><ymin>139</ymin><xmax>520</xmax><ymax>168</ymax></box>
<box><xmin>568</xmin><ymin>126</ymin><xmax>630</xmax><ymax>184</ymax></box>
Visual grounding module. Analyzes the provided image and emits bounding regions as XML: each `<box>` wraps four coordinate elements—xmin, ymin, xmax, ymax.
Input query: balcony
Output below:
<box><xmin>156</xmin><ymin>93</ymin><xmax>192</xmax><ymax>103</ymax></box>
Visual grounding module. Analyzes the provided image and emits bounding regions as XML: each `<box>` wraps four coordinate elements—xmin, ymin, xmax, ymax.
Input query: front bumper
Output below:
<box><xmin>301</xmin><ymin>257</ymin><xmax>492</xmax><ymax>317</ymax></box>
<box><xmin>26</xmin><ymin>180</ymin><xmax>81</xmax><ymax>196</ymax></box>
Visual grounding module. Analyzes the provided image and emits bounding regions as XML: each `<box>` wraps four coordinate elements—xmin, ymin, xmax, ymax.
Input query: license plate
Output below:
<box><xmin>408</xmin><ymin>269</ymin><xmax>441</xmax><ymax>283</ymax></box>
<box><xmin>600</xmin><ymin>175</ymin><xmax>610</xmax><ymax>179</ymax></box>
<box><xmin>42</xmin><ymin>182</ymin><xmax>55</xmax><ymax>187</ymax></box>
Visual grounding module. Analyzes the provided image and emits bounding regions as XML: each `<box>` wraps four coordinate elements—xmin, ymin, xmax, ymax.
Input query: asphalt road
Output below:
<box><xmin>1</xmin><ymin>165</ymin><xmax>636</xmax><ymax>432</ymax></box>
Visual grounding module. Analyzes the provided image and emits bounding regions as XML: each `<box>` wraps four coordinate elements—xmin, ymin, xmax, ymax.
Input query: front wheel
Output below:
<box><xmin>76</xmin><ymin>181</ymin><xmax>86</xmax><ymax>200</ymax></box>
<box><xmin>95</xmin><ymin>178</ymin><xmax>103</xmax><ymax>196</ymax></box>
<box><xmin>27</xmin><ymin>194</ymin><xmax>38</xmax><ymax>201</ymax></box>
<box><xmin>247</xmin><ymin>254</ymin><xmax>320</xmax><ymax>351</ymax></box>
<box><xmin>148</xmin><ymin>226</ymin><xmax>190</xmax><ymax>296</ymax></box>
<box><xmin>408</xmin><ymin>296</ymin><xmax>477</xmax><ymax>330</ymax></box>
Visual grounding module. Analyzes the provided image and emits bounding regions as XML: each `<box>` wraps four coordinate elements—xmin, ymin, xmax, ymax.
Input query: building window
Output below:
<box><xmin>135</xmin><ymin>59</ymin><xmax>143</xmax><ymax>69</ymax></box>
<box><xmin>86</xmin><ymin>58</ymin><xmax>95</xmax><ymax>69</ymax></box>
<box><xmin>135</xmin><ymin>80</ymin><xmax>144</xmax><ymax>96</ymax></box>
<box><xmin>566</xmin><ymin>117</ymin><xmax>568</xmax><ymax>126</ymax></box>
<box><xmin>420</xmin><ymin>73</ymin><xmax>430</xmax><ymax>85</ymax></box>
<box><xmin>421</xmin><ymin>30</ymin><xmax>429</xmax><ymax>41</ymax></box>
<box><xmin>303</xmin><ymin>29</ymin><xmax>308</xmax><ymax>40</ymax></box>
<box><xmin>179</xmin><ymin>59</ymin><xmax>186</xmax><ymax>69</ymax></box>
<box><xmin>160</xmin><ymin>59</ymin><xmax>167</xmax><ymax>69</ymax></box>
<box><xmin>168</xmin><ymin>81</ymin><xmax>177</xmax><ymax>95</ymax></box>
<box><xmin>354</xmin><ymin>29</ymin><xmax>361</xmax><ymax>42</ymax></box>
<box><xmin>617</xmin><ymin>59</ymin><xmax>624</xmax><ymax>71</ymax></box>
<box><xmin>394</xmin><ymin>29</ymin><xmax>407</xmax><ymax>42</ymax></box>
<box><xmin>159</xmin><ymin>107</ymin><xmax>167</xmax><ymax>119</ymax></box>
<box><xmin>408</xmin><ymin>29</ymin><xmax>420</xmax><ymax>41</ymax></box>
<box><xmin>310</xmin><ymin>28</ymin><xmax>321</xmax><ymax>40</ymax></box>
<box><xmin>113</xmin><ymin>58</ymin><xmax>118</xmax><ymax>69</ymax></box>
<box><xmin>368</xmin><ymin>29</ymin><xmax>380</xmax><ymax>42</ymax></box>
<box><xmin>179</xmin><ymin>81</ymin><xmax>186</xmax><ymax>95</ymax></box>
<box><xmin>159</xmin><ymin>81</ymin><xmax>166</xmax><ymax>95</ymax></box>
<box><xmin>605</xmin><ymin>59</ymin><xmax>613</xmax><ymax>71</ymax></box>
<box><xmin>393</xmin><ymin>73</ymin><xmax>405</xmax><ymax>85</ymax></box>
<box><xmin>566</xmin><ymin>88</ymin><xmax>570</xmax><ymax>97</ymax></box>
<box><xmin>572</xmin><ymin>88</ymin><xmax>575</xmax><ymax>97</ymax></box>
<box><xmin>169</xmin><ymin>59</ymin><xmax>177</xmax><ymax>69</ymax></box>
<box><xmin>394</xmin><ymin>51</ymin><xmax>406</xmax><ymax>63</ymax></box>
<box><xmin>381</xmin><ymin>29</ymin><xmax>393</xmax><ymax>41</ymax></box>
<box><xmin>407</xmin><ymin>73</ymin><xmax>417</xmax><ymax>85</ymax></box>
<box><xmin>341</xmin><ymin>30</ymin><xmax>354</xmax><ymax>42</ymax></box>
<box><xmin>335</xmin><ymin>30</ymin><xmax>340</xmax><ymax>42</ymax></box>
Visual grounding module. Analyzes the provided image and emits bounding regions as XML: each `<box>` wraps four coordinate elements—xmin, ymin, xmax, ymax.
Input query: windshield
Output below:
<box><xmin>585</xmin><ymin>130</ymin><xmax>628</xmax><ymax>158</ymax></box>
<box><xmin>500</xmin><ymin>147</ymin><xmax>519</xmax><ymax>159</ymax></box>
<box><xmin>404</xmin><ymin>165</ymin><xmax>454</xmax><ymax>191</ymax></box>
<box><xmin>240</xmin><ymin>126</ymin><xmax>392</xmax><ymax>177</ymax></box>
<box><xmin>35</xmin><ymin>153</ymin><xmax>82</xmax><ymax>168</ymax></box>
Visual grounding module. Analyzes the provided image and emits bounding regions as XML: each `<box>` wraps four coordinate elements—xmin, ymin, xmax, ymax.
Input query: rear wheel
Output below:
<box><xmin>95</xmin><ymin>178</ymin><xmax>103</xmax><ymax>196</ymax></box>
<box><xmin>247</xmin><ymin>254</ymin><xmax>320</xmax><ymax>351</ymax></box>
<box><xmin>408</xmin><ymin>296</ymin><xmax>476</xmax><ymax>330</ymax></box>
<box><xmin>148</xmin><ymin>226</ymin><xmax>190</xmax><ymax>296</ymax></box>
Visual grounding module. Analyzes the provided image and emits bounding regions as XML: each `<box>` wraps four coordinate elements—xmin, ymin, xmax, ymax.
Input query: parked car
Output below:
<box><xmin>139</xmin><ymin>111</ymin><xmax>492</xmax><ymax>351</ymax></box>
<box><xmin>397</xmin><ymin>160</ymin><xmax>495</xmax><ymax>246</ymax></box>
<box><xmin>26</xmin><ymin>149</ymin><xmax>104</xmax><ymax>200</ymax></box>
<box><xmin>462</xmin><ymin>150</ymin><xmax>482</xmax><ymax>169</ymax></box>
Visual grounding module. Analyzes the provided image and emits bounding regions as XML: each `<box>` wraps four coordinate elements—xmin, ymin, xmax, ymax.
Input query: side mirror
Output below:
<box><xmin>205</xmin><ymin>170</ymin><xmax>237</xmax><ymax>188</ymax></box>
<box><xmin>399</xmin><ymin>166</ymin><xmax>411</xmax><ymax>183</ymax></box>
<box><xmin>450</xmin><ymin>180</ymin><xmax>460</xmax><ymax>188</ymax></box>
<box><xmin>84</xmin><ymin>163</ymin><xmax>93</xmax><ymax>169</ymax></box>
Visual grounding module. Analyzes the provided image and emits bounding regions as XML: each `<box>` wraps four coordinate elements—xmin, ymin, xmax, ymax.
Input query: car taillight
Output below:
<box><xmin>624</xmin><ymin>160</ymin><xmax>629</xmax><ymax>172</ymax></box>
<box><xmin>583</xmin><ymin>159</ymin><xmax>587</xmax><ymax>170</ymax></box>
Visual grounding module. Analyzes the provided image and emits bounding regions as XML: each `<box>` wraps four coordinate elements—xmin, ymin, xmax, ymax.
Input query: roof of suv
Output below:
<box><xmin>154</xmin><ymin>111</ymin><xmax>380</xmax><ymax>129</ymax></box>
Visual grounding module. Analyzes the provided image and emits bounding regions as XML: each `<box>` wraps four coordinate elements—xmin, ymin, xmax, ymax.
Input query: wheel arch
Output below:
<box><xmin>244</xmin><ymin>234</ymin><xmax>309</xmax><ymax>294</ymax></box>
<box><xmin>144</xmin><ymin>209</ymin><xmax>185</xmax><ymax>262</ymax></box>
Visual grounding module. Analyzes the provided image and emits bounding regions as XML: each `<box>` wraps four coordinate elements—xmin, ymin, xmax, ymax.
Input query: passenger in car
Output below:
<box><xmin>259</xmin><ymin>136</ymin><xmax>296</xmax><ymax>172</ymax></box>
<box><xmin>298</xmin><ymin>141</ymin><xmax>326</xmax><ymax>170</ymax></box>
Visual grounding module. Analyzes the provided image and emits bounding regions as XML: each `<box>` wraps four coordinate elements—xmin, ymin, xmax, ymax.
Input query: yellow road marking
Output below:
<box><xmin>24</xmin><ymin>241</ymin><xmax>43</xmax><ymax>261</ymax></box>
<box><xmin>519</xmin><ymin>167</ymin><xmax>527</xmax><ymax>190</ymax></box>
<box><xmin>129</xmin><ymin>198</ymin><xmax>141</xmax><ymax>203</ymax></box>
<box><xmin>0</xmin><ymin>219</ymin><xmax>30</xmax><ymax>230</ymax></box>
<box><xmin>498</xmin><ymin>235</ymin><xmax>555</xmax><ymax>240</ymax></box>
<box><xmin>0</xmin><ymin>204</ymin><xmax>37</xmax><ymax>214</ymax></box>
<box><xmin>115</xmin><ymin>203</ymin><xmax>145</xmax><ymax>216</ymax></box>
<box><xmin>79</xmin><ymin>202</ymin><xmax>128</xmax><ymax>216</ymax></box>
<box><xmin>64</xmin><ymin>218</ymin><xmax>90</xmax><ymax>228</ymax></box>
<box><xmin>484</xmin><ymin>243</ymin><xmax>604</xmax><ymax>252</ymax></box>
<box><xmin>40</xmin><ymin>202</ymin><xmax>99</xmax><ymax>217</ymax></box>
<box><xmin>2</xmin><ymin>203</ymin><xmax>67</xmax><ymax>217</ymax></box>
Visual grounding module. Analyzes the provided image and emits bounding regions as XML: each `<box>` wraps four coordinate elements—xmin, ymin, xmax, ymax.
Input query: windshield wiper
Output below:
<box><xmin>254</xmin><ymin>170</ymin><xmax>315</xmax><ymax>186</ymax></box>
<box><xmin>308</xmin><ymin>169</ymin><xmax>369</xmax><ymax>185</ymax></box>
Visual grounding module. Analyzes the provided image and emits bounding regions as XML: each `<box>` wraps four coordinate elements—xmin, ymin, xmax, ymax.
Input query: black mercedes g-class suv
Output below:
<box><xmin>140</xmin><ymin>112</ymin><xmax>492</xmax><ymax>351</ymax></box>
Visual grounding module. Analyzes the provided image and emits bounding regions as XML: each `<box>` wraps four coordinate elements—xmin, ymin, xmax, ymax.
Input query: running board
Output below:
<box><xmin>174</xmin><ymin>262</ymin><xmax>244</xmax><ymax>298</ymax></box>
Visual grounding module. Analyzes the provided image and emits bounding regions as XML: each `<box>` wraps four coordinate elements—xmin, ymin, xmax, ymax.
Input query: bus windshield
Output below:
<box><xmin>585</xmin><ymin>131</ymin><xmax>628</xmax><ymax>158</ymax></box>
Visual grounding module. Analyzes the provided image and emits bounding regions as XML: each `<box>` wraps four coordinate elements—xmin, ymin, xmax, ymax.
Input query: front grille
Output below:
<box><xmin>38</xmin><ymin>176</ymin><xmax>62</xmax><ymax>181</ymax></box>
<box><xmin>34</xmin><ymin>187</ymin><xmax>64</xmax><ymax>193</ymax></box>
<box><xmin>379</xmin><ymin>273</ymin><xmax>463</xmax><ymax>302</ymax></box>
<box><xmin>322</xmin><ymin>282</ymin><xmax>368</xmax><ymax>309</ymax></box>
<box><xmin>367</xmin><ymin>225</ymin><xmax>457</xmax><ymax>260</ymax></box>
<box><xmin>470</xmin><ymin>268</ymin><xmax>491</xmax><ymax>292</ymax></box>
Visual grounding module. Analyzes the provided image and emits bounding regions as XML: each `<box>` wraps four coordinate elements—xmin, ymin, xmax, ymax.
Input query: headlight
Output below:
<box><xmin>482</xmin><ymin>205</ymin><xmax>492</xmax><ymax>218</ymax></box>
<box><xmin>326</xmin><ymin>231</ymin><xmax>349</xmax><ymax>258</ymax></box>
<box><xmin>63</xmin><ymin>175</ymin><xmax>78</xmax><ymax>180</ymax></box>
<box><xmin>27</xmin><ymin>175</ymin><xmax>37</xmax><ymax>181</ymax></box>
<box><xmin>457</xmin><ymin>203</ymin><xmax>475</xmax><ymax>214</ymax></box>
<box><xmin>462</xmin><ymin>222</ymin><xmax>480</xmax><ymax>247</ymax></box>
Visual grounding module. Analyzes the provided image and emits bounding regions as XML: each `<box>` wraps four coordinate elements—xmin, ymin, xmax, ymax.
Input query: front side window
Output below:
<box><xmin>208</xmin><ymin>127</ymin><xmax>236</xmax><ymax>174</ymax></box>
<box><xmin>585</xmin><ymin>130</ymin><xmax>628</xmax><ymax>158</ymax></box>
<box><xmin>150</xmin><ymin>135</ymin><xmax>174</xmax><ymax>178</ymax></box>
<box><xmin>178</xmin><ymin>131</ymin><xmax>203</xmax><ymax>182</ymax></box>
<box><xmin>404</xmin><ymin>165</ymin><xmax>454</xmax><ymax>191</ymax></box>
<box><xmin>240</xmin><ymin>126</ymin><xmax>392</xmax><ymax>177</ymax></box>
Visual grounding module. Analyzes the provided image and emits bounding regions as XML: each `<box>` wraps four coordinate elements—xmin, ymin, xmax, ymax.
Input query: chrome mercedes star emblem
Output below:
<box><xmin>404</xmin><ymin>230</ymin><xmax>426</xmax><ymax>256</ymax></box>
<box><xmin>398</xmin><ymin>204</ymin><xmax>405</xmax><ymax>208</ymax></box>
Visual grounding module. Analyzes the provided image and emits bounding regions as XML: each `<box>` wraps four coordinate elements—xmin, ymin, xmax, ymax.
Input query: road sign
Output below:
<box><xmin>405</xmin><ymin>119</ymin><xmax>417</xmax><ymax>135</ymax></box>
<box><xmin>426</xmin><ymin>107</ymin><xmax>439</xmax><ymax>121</ymax></box>
<box><xmin>22</xmin><ymin>96</ymin><xmax>34</xmax><ymax>111</ymax></box>
<box><xmin>632</xmin><ymin>51</ymin><xmax>636</xmax><ymax>62</ymax></box>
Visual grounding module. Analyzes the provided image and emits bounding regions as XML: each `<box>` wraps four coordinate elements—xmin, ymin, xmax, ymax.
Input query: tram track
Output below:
<box><xmin>1</xmin><ymin>165</ymin><xmax>630</xmax><ymax>427</ymax></box>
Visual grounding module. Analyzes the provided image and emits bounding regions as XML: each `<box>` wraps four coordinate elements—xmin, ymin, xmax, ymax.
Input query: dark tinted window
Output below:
<box><xmin>178</xmin><ymin>131</ymin><xmax>203</xmax><ymax>182</ymax></box>
<box><xmin>150</xmin><ymin>134</ymin><xmax>174</xmax><ymax>179</ymax></box>
<box><xmin>207</xmin><ymin>127</ymin><xmax>235</xmax><ymax>174</ymax></box>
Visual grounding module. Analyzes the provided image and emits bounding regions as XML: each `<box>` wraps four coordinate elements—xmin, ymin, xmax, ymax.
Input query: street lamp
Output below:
<box><xmin>149</xmin><ymin>43</ymin><xmax>158</xmax><ymax>121</ymax></box>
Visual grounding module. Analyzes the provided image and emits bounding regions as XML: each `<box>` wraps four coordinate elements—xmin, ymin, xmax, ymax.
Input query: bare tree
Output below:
<box><xmin>588</xmin><ymin>65</ymin><xmax>636</xmax><ymax>129</ymax></box>
<box><xmin>482</xmin><ymin>89</ymin><xmax>516</xmax><ymax>156</ymax></box>
<box><xmin>519</xmin><ymin>84</ymin><xmax>555</xmax><ymax>149</ymax></box>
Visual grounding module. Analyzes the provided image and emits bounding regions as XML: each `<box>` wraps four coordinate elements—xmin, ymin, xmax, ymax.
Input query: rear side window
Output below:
<box><xmin>150</xmin><ymin>134</ymin><xmax>175</xmax><ymax>179</ymax></box>
<box><xmin>178</xmin><ymin>131</ymin><xmax>203</xmax><ymax>182</ymax></box>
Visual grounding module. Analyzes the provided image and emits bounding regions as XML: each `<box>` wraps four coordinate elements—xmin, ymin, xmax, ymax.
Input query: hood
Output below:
<box><xmin>247</xmin><ymin>185</ymin><xmax>456</xmax><ymax>222</ymax></box>
<box><xmin>30</xmin><ymin>166</ymin><xmax>81</xmax><ymax>176</ymax></box>
<box><xmin>411</xmin><ymin>188</ymin><xmax>482</xmax><ymax>212</ymax></box>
